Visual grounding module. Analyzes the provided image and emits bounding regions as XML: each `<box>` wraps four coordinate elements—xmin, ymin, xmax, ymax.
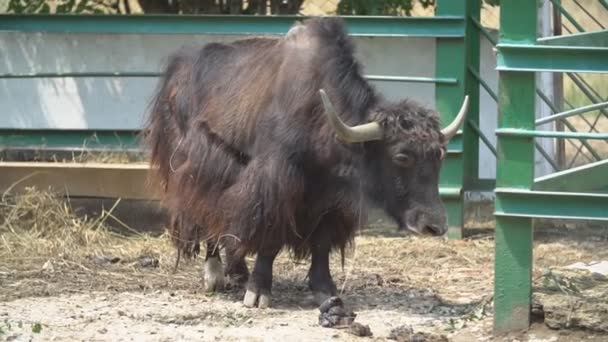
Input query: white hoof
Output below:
<box><xmin>203</xmin><ymin>257</ymin><xmax>225</xmax><ymax>292</ymax></box>
<box><xmin>243</xmin><ymin>289</ymin><xmax>271</xmax><ymax>309</ymax></box>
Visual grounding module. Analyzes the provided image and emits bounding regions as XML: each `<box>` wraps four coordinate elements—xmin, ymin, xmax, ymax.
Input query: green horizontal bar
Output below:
<box><xmin>0</xmin><ymin>72</ymin><xmax>458</xmax><ymax>85</ymax></box>
<box><xmin>497</xmin><ymin>44</ymin><xmax>608</xmax><ymax>73</ymax></box>
<box><xmin>439</xmin><ymin>187</ymin><xmax>462</xmax><ymax>198</ymax></box>
<box><xmin>495</xmin><ymin>188</ymin><xmax>608</xmax><ymax>221</ymax></box>
<box><xmin>365</xmin><ymin>75</ymin><xmax>458</xmax><ymax>84</ymax></box>
<box><xmin>0</xmin><ymin>128</ymin><xmax>465</xmax><ymax>150</ymax></box>
<box><xmin>537</xmin><ymin>29</ymin><xmax>608</xmax><ymax>47</ymax></box>
<box><xmin>0</xmin><ymin>14</ymin><xmax>465</xmax><ymax>37</ymax></box>
<box><xmin>0</xmin><ymin>72</ymin><xmax>160</xmax><ymax>78</ymax></box>
<box><xmin>534</xmin><ymin>159</ymin><xmax>608</xmax><ymax>193</ymax></box>
<box><xmin>0</xmin><ymin>129</ymin><xmax>140</xmax><ymax>149</ymax></box>
<box><xmin>536</xmin><ymin>100</ymin><xmax>608</xmax><ymax>125</ymax></box>
<box><xmin>496</xmin><ymin>128</ymin><xmax>608</xmax><ymax>140</ymax></box>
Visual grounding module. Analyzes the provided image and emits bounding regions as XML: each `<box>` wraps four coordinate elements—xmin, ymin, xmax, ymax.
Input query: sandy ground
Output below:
<box><xmin>1</xmin><ymin>190</ymin><xmax>608</xmax><ymax>341</ymax></box>
<box><xmin>3</xmin><ymin>221</ymin><xmax>608</xmax><ymax>341</ymax></box>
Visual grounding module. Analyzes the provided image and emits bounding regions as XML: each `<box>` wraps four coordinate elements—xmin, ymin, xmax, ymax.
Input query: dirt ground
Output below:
<box><xmin>2</xmin><ymin>191</ymin><xmax>608</xmax><ymax>341</ymax></box>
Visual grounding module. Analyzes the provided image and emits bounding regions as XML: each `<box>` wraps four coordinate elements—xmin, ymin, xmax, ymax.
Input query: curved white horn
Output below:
<box><xmin>319</xmin><ymin>89</ymin><xmax>383</xmax><ymax>143</ymax></box>
<box><xmin>441</xmin><ymin>95</ymin><xmax>469</xmax><ymax>141</ymax></box>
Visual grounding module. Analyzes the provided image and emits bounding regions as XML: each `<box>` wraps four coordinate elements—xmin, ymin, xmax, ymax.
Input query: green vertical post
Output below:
<box><xmin>436</xmin><ymin>0</ymin><xmax>467</xmax><ymax>239</ymax></box>
<box><xmin>493</xmin><ymin>0</ymin><xmax>538</xmax><ymax>334</ymax></box>
<box><xmin>464</xmin><ymin>0</ymin><xmax>481</xmax><ymax>190</ymax></box>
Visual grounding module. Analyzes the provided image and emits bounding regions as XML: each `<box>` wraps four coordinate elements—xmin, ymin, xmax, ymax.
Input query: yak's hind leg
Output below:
<box><xmin>224</xmin><ymin>241</ymin><xmax>249</xmax><ymax>288</ymax></box>
<box><xmin>204</xmin><ymin>240</ymin><xmax>225</xmax><ymax>292</ymax></box>
<box><xmin>243</xmin><ymin>248</ymin><xmax>280</xmax><ymax>309</ymax></box>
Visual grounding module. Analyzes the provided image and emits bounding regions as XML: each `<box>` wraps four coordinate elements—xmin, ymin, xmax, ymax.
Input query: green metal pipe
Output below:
<box><xmin>0</xmin><ymin>14</ymin><xmax>466</xmax><ymax>37</ymax></box>
<box><xmin>549</xmin><ymin>0</ymin><xmax>586</xmax><ymax>32</ymax></box>
<box><xmin>0</xmin><ymin>72</ymin><xmax>161</xmax><ymax>78</ymax></box>
<box><xmin>572</xmin><ymin>0</ymin><xmax>605</xmax><ymax>29</ymax></box>
<box><xmin>466</xmin><ymin>118</ymin><xmax>497</xmax><ymax>157</ymax></box>
<box><xmin>563</xmin><ymin>98</ymin><xmax>601</xmax><ymax>134</ymax></box>
<box><xmin>365</xmin><ymin>75</ymin><xmax>458</xmax><ymax>84</ymax></box>
<box><xmin>564</xmin><ymin>97</ymin><xmax>604</xmax><ymax>169</ymax></box>
<box><xmin>470</xmin><ymin>15</ymin><xmax>497</xmax><ymax>46</ymax></box>
<box><xmin>567</xmin><ymin>72</ymin><xmax>608</xmax><ymax>120</ymax></box>
<box><xmin>0</xmin><ymin>129</ymin><xmax>141</xmax><ymax>149</ymax></box>
<box><xmin>468</xmin><ymin>66</ymin><xmax>498</xmax><ymax>102</ymax></box>
<box><xmin>469</xmin><ymin>58</ymin><xmax>559</xmax><ymax>172</ymax></box>
<box><xmin>496</xmin><ymin>128</ymin><xmax>608</xmax><ymax>140</ymax></box>
<box><xmin>495</xmin><ymin>187</ymin><xmax>608</xmax><ymax>221</ymax></box>
<box><xmin>497</xmin><ymin>44</ymin><xmax>608</xmax><ymax>73</ymax></box>
<box><xmin>0</xmin><ymin>72</ymin><xmax>458</xmax><ymax>84</ymax></box>
<box><xmin>535</xmin><ymin>101</ymin><xmax>608</xmax><ymax>125</ymax></box>
<box><xmin>536</xmin><ymin>89</ymin><xmax>602</xmax><ymax>161</ymax></box>
<box><xmin>534</xmin><ymin>141</ymin><xmax>559</xmax><ymax>172</ymax></box>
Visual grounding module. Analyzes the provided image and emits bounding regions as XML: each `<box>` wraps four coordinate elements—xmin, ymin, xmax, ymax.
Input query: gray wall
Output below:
<box><xmin>1</xmin><ymin>31</ymin><xmax>501</xmax><ymax>179</ymax></box>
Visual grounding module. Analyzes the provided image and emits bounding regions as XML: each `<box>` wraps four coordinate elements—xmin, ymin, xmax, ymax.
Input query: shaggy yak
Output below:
<box><xmin>143</xmin><ymin>17</ymin><xmax>468</xmax><ymax>309</ymax></box>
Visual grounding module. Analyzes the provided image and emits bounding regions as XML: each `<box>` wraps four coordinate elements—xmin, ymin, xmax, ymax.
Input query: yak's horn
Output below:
<box><xmin>441</xmin><ymin>95</ymin><xmax>469</xmax><ymax>141</ymax></box>
<box><xmin>319</xmin><ymin>89</ymin><xmax>383</xmax><ymax>143</ymax></box>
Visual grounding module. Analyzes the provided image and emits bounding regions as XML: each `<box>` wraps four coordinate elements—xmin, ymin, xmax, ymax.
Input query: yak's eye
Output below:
<box><xmin>398</xmin><ymin>116</ymin><xmax>413</xmax><ymax>130</ymax></box>
<box><xmin>394</xmin><ymin>153</ymin><xmax>414</xmax><ymax>168</ymax></box>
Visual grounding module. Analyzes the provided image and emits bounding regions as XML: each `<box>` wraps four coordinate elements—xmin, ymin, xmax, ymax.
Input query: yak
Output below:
<box><xmin>143</xmin><ymin>17</ymin><xmax>468</xmax><ymax>309</ymax></box>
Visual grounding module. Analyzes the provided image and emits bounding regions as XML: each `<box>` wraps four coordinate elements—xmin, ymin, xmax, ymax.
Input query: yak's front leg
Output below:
<box><xmin>308</xmin><ymin>229</ymin><xmax>337</xmax><ymax>305</ymax></box>
<box><xmin>203</xmin><ymin>240</ymin><xmax>225</xmax><ymax>292</ymax></box>
<box><xmin>243</xmin><ymin>248</ymin><xmax>280</xmax><ymax>309</ymax></box>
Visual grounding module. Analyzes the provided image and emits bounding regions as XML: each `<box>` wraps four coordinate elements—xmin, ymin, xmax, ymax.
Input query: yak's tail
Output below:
<box><xmin>141</xmin><ymin>47</ymin><xmax>200</xmax><ymax>253</ymax></box>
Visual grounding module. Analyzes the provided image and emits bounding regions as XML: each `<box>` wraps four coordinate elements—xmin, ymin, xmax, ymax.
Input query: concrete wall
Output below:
<box><xmin>0</xmin><ymin>31</ymin><xmax>501</xmax><ymax>179</ymax></box>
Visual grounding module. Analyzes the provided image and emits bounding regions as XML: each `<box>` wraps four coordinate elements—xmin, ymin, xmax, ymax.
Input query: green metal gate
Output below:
<box><xmin>0</xmin><ymin>1</ymin><xmax>481</xmax><ymax>239</ymax></box>
<box><xmin>492</xmin><ymin>0</ymin><xmax>608</xmax><ymax>334</ymax></box>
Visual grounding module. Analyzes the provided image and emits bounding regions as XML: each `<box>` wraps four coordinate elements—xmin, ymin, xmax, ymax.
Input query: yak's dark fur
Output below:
<box><xmin>143</xmin><ymin>17</ymin><xmax>446</xmax><ymax>264</ymax></box>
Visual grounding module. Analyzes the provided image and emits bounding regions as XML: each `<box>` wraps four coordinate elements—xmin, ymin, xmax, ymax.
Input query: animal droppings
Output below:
<box><xmin>388</xmin><ymin>325</ymin><xmax>448</xmax><ymax>342</ymax></box>
<box><xmin>347</xmin><ymin>322</ymin><xmax>373</xmax><ymax>337</ymax></box>
<box><xmin>318</xmin><ymin>296</ymin><xmax>357</xmax><ymax>328</ymax></box>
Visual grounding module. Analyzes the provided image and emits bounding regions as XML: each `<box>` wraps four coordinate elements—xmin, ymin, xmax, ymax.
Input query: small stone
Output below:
<box><xmin>98</xmin><ymin>328</ymin><xmax>107</xmax><ymax>334</ymax></box>
<box><xmin>348</xmin><ymin>322</ymin><xmax>373</xmax><ymax>337</ymax></box>
<box><xmin>92</xmin><ymin>255</ymin><xmax>120</xmax><ymax>265</ymax></box>
<box><xmin>139</xmin><ymin>256</ymin><xmax>159</xmax><ymax>268</ymax></box>
<box><xmin>42</xmin><ymin>260</ymin><xmax>54</xmax><ymax>272</ymax></box>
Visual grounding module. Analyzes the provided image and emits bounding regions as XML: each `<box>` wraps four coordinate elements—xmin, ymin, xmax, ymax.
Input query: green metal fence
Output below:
<box><xmin>3</xmin><ymin>0</ymin><xmax>606</xmax><ymax>336</ymax></box>
<box><xmin>0</xmin><ymin>1</ymin><xmax>480</xmax><ymax>239</ymax></box>
<box><xmin>492</xmin><ymin>0</ymin><xmax>608</xmax><ymax>334</ymax></box>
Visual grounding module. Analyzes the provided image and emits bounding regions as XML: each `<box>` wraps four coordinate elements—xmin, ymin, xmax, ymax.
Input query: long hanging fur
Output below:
<box><xmin>143</xmin><ymin>17</ymin><xmax>395</xmax><ymax>261</ymax></box>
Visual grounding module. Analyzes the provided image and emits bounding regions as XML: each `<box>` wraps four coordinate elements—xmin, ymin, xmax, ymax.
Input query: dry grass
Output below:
<box><xmin>2</xmin><ymin>187</ymin><xmax>608</xmax><ymax>318</ymax></box>
<box><xmin>0</xmin><ymin>187</ymin><xmax>200</xmax><ymax>301</ymax></box>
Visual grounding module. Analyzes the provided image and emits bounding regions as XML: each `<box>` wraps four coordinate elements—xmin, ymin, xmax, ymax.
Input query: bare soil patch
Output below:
<box><xmin>1</xmin><ymin>189</ymin><xmax>608</xmax><ymax>341</ymax></box>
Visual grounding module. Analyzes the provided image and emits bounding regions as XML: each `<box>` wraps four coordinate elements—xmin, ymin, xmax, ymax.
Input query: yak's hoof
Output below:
<box><xmin>243</xmin><ymin>289</ymin><xmax>271</xmax><ymax>309</ymax></box>
<box><xmin>313</xmin><ymin>291</ymin><xmax>334</xmax><ymax>306</ymax></box>
<box><xmin>204</xmin><ymin>257</ymin><xmax>225</xmax><ymax>292</ymax></box>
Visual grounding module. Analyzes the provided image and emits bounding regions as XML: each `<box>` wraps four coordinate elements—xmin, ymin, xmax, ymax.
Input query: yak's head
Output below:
<box><xmin>320</xmin><ymin>89</ymin><xmax>468</xmax><ymax>236</ymax></box>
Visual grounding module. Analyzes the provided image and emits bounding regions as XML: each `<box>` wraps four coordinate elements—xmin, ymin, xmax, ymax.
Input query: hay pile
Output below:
<box><xmin>0</xmin><ymin>187</ymin><xmax>201</xmax><ymax>301</ymax></box>
<box><xmin>0</xmin><ymin>187</ymin><xmax>163</xmax><ymax>261</ymax></box>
